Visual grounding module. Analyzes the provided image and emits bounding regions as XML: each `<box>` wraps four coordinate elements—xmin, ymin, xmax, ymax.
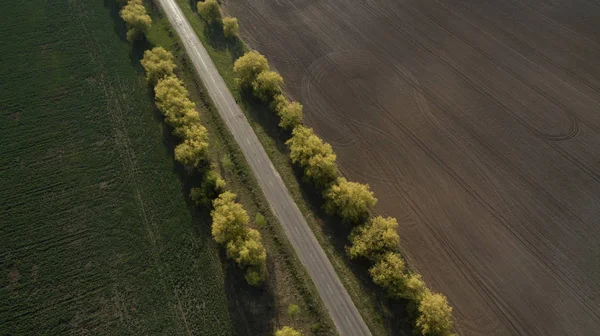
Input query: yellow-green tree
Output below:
<box><xmin>369</xmin><ymin>252</ymin><xmax>407</xmax><ymax>299</ymax></box>
<box><xmin>211</xmin><ymin>191</ymin><xmax>249</xmax><ymax>244</ymax></box>
<box><xmin>227</xmin><ymin>228</ymin><xmax>267</xmax><ymax>285</ymax></box>
<box><xmin>305</xmin><ymin>152</ymin><xmax>338</xmax><ymax>188</ymax></box>
<box><xmin>141</xmin><ymin>47</ymin><xmax>176</xmax><ymax>85</ymax></box>
<box><xmin>272</xmin><ymin>94</ymin><xmax>303</xmax><ymax>130</ymax></box>
<box><xmin>197</xmin><ymin>0</ymin><xmax>222</xmax><ymax>24</ymax></box>
<box><xmin>154</xmin><ymin>76</ymin><xmax>197</xmax><ymax>128</ymax></box>
<box><xmin>416</xmin><ymin>291</ymin><xmax>454</xmax><ymax>336</ymax></box>
<box><xmin>223</xmin><ymin>17</ymin><xmax>239</xmax><ymax>38</ymax></box>
<box><xmin>174</xmin><ymin>124</ymin><xmax>209</xmax><ymax>167</ymax></box>
<box><xmin>324</xmin><ymin>177</ymin><xmax>377</xmax><ymax>222</ymax></box>
<box><xmin>252</xmin><ymin>70</ymin><xmax>283</xmax><ymax>101</ymax></box>
<box><xmin>120</xmin><ymin>0</ymin><xmax>152</xmax><ymax>42</ymax></box>
<box><xmin>348</xmin><ymin>216</ymin><xmax>399</xmax><ymax>261</ymax></box>
<box><xmin>286</xmin><ymin>126</ymin><xmax>338</xmax><ymax>187</ymax></box>
<box><xmin>234</xmin><ymin>51</ymin><xmax>269</xmax><ymax>88</ymax></box>
<box><xmin>190</xmin><ymin>169</ymin><xmax>226</xmax><ymax>205</ymax></box>
<box><xmin>275</xmin><ymin>326</ymin><xmax>302</xmax><ymax>336</ymax></box>
<box><xmin>404</xmin><ymin>273</ymin><xmax>427</xmax><ymax>302</ymax></box>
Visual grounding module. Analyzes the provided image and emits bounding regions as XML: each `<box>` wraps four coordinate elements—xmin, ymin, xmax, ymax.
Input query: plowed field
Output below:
<box><xmin>225</xmin><ymin>0</ymin><xmax>600</xmax><ymax>334</ymax></box>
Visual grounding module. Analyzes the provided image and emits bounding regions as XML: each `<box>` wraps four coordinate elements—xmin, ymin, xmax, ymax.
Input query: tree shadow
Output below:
<box><xmin>203</xmin><ymin>22</ymin><xmax>228</xmax><ymax>51</ymax></box>
<box><xmin>154</xmin><ymin>101</ymin><xmax>278</xmax><ymax>336</ymax></box>
<box><xmin>103</xmin><ymin>0</ymin><xmax>127</xmax><ymax>42</ymax></box>
<box><xmin>222</xmin><ymin>249</ymin><xmax>277</xmax><ymax>336</ymax></box>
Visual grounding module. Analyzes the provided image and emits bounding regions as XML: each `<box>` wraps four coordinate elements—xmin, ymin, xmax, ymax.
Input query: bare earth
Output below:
<box><xmin>226</xmin><ymin>0</ymin><xmax>600</xmax><ymax>335</ymax></box>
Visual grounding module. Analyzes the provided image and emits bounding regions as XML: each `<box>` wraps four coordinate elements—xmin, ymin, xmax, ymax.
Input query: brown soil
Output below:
<box><xmin>225</xmin><ymin>0</ymin><xmax>600</xmax><ymax>335</ymax></box>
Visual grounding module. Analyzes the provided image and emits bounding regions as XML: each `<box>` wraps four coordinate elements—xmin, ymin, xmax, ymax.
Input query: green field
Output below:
<box><xmin>0</xmin><ymin>1</ymin><xmax>234</xmax><ymax>334</ymax></box>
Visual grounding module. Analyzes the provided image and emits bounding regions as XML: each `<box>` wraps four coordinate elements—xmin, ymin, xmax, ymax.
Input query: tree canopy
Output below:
<box><xmin>223</xmin><ymin>17</ymin><xmax>239</xmax><ymax>38</ymax></box>
<box><xmin>416</xmin><ymin>291</ymin><xmax>454</xmax><ymax>336</ymax></box>
<box><xmin>275</xmin><ymin>326</ymin><xmax>302</xmax><ymax>336</ymax></box>
<box><xmin>190</xmin><ymin>169</ymin><xmax>226</xmax><ymax>206</ymax></box>
<box><xmin>348</xmin><ymin>216</ymin><xmax>400</xmax><ymax>261</ymax></box>
<box><xmin>211</xmin><ymin>191</ymin><xmax>267</xmax><ymax>286</ymax></box>
<box><xmin>197</xmin><ymin>0</ymin><xmax>222</xmax><ymax>24</ymax></box>
<box><xmin>286</xmin><ymin>126</ymin><xmax>338</xmax><ymax>187</ymax></box>
<box><xmin>324</xmin><ymin>177</ymin><xmax>377</xmax><ymax>222</ymax></box>
<box><xmin>233</xmin><ymin>51</ymin><xmax>269</xmax><ymax>88</ymax></box>
<box><xmin>120</xmin><ymin>0</ymin><xmax>152</xmax><ymax>42</ymax></box>
<box><xmin>369</xmin><ymin>252</ymin><xmax>407</xmax><ymax>299</ymax></box>
<box><xmin>272</xmin><ymin>94</ymin><xmax>303</xmax><ymax>130</ymax></box>
<box><xmin>141</xmin><ymin>47</ymin><xmax>176</xmax><ymax>85</ymax></box>
<box><xmin>174</xmin><ymin>124</ymin><xmax>209</xmax><ymax>167</ymax></box>
<box><xmin>252</xmin><ymin>70</ymin><xmax>283</xmax><ymax>101</ymax></box>
<box><xmin>211</xmin><ymin>191</ymin><xmax>249</xmax><ymax>244</ymax></box>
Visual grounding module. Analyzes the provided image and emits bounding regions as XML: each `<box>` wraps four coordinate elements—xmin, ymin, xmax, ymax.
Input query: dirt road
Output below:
<box><xmin>225</xmin><ymin>0</ymin><xmax>600</xmax><ymax>334</ymax></box>
<box><xmin>155</xmin><ymin>0</ymin><xmax>372</xmax><ymax>334</ymax></box>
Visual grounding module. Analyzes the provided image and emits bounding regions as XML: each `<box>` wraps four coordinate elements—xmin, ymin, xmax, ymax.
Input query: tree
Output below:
<box><xmin>191</xmin><ymin>169</ymin><xmax>226</xmax><ymax>205</ymax></box>
<box><xmin>226</xmin><ymin>229</ymin><xmax>266</xmax><ymax>268</ymax></box>
<box><xmin>234</xmin><ymin>51</ymin><xmax>269</xmax><ymax>88</ymax></box>
<box><xmin>227</xmin><ymin>228</ymin><xmax>267</xmax><ymax>286</ymax></box>
<box><xmin>197</xmin><ymin>0</ymin><xmax>222</xmax><ymax>25</ymax></box>
<box><xmin>174</xmin><ymin>124</ymin><xmax>209</xmax><ymax>167</ymax></box>
<box><xmin>416</xmin><ymin>291</ymin><xmax>454</xmax><ymax>336</ymax></box>
<box><xmin>223</xmin><ymin>17</ymin><xmax>239</xmax><ymax>38</ymax></box>
<box><xmin>369</xmin><ymin>252</ymin><xmax>406</xmax><ymax>299</ymax></box>
<box><xmin>324</xmin><ymin>177</ymin><xmax>377</xmax><ymax>222</ymax></box>
<box><xmin>211</xmin><ymin>191</ymin><xmax>249</xmax><ymax>244</ymax></box>
<box><xmin>141</xmin><ymin>47</ymin><xmax>176</xmax><ymax>85</ymax></box>
<box><xmin>275</xmin><ymin>326</ymin><xmax>302</xmax><ymax>336</ymax></box>
<box><xmin>369</xmin><ymin>252</ymin><xmax>427</xmax><ymax>302</ymax></box>
<box><xmin>252</xmin><ymin>70</ymin><xmax>283</xmax><ymax>101</ymax></box>
<box><xmin>120</xmin><ymin>0</ymin><xmax>152</xmax><ymax>42</ymax></box>
<box><xmin>305</xmin><ymin>152</ymin><xmax>338</xmax><ymax>188</ymax></box>
<box><xmin>286</xmin><ymin>126</ymin><xmax>339</xmax><ymax>187</ymax></box>
<box><xmin>404</xmin><ymin>273</ymin><xmax>427</xmax><ymax>302</ymax></box>
<box><xmin>154</xmin><ymin>76</ymin><xmax>197</xmax><ymax>127</ymax></box>
<box><xmin>272</xmin><ymin>94</ymin><xmax>303</xmax><ymax>130</ymax></box>
<box><xmin>348</xmin><ymin>216</ymin><xmax>399</xmax><ymax>261</ymax></box>
<box><xmin>287</xmin><ymin>304</ymin><xmax>300</xmax><ymax>320</ymax></box>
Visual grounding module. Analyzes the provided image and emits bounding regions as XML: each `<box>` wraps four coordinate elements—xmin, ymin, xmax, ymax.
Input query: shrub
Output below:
<box><xmin>287</xmin><ymin>303</ymin><xmax>300</xmax><ymax>319</ymax></box>
<box><xmin>252</xmin><ymin>70</ymin><xmax>283</xmax><ymax>101</ymax></box>
<box><xmin>255</xmin><ymin>213</ymin><xmax>267</xmax><ymax>228</ymax></box>
<box><xmin>348</xmin><ymin>216</ymin><xmax>399</xmax><ymax>261</ymax></box>
<box><xmin>141</xmin><ymin>47</ymin><xmax>176</xmax><ymax>85</ymax></box>
<box><xmin>211</xmin><ymin>191</ymin><xmax>249</xmax><ymax>244</ymax></box>
<box><xmin>272</xmin><ymin>94</ymin><xmax>303</xmax><ymax>130</ymax></box>
<box><xmin>234</xmin><ymin>51</ymin><xmax>269</xmax><ymax>88</ymax></box>
<box><xmin>416</xmin><ymin>291</ymin><xmax>454</xmax><ymax>336</ymax></box>
<box><xmin>197</xmin><ymin>0</ymin><xmax>221</xmax><ymax>25</ymax></box>
<box><xmin>222</xmin><ymin>17</ymin><xmax>239</xmax><ymax>38</ymax></box>
<box><xmin>120</xmin><ymin>0</ymin><xmax>152</xmax><ymax>42</ymax></box>
<box><xmin>323</xmin><ymin>177</ymin><xmax>376</xmax><ymax>222</ymax></box>
<box><xmin>275</xmin><ymin>326</ymin><xmax>302</xmax><ymax>336</ymax></box>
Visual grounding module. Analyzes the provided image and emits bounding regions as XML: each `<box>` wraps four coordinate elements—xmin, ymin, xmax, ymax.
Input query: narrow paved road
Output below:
<box><xmin>155</xmin><ymin>0</ymin><xmax>372</xmax><ymax>335</ymax></box>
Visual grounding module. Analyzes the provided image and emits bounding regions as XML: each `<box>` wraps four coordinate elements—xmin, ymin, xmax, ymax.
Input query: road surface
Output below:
<box><xmin>155</xmin><ymin>0</ymin><xmax>372</xmax><ymax>335</ymax></box>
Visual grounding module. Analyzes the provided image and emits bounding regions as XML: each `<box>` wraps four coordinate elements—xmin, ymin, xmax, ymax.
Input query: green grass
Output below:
<box><xmin>170</xmin><ymin>1</ymin><xmax>415</xmax><ymax>335</ymax></box>
<box><xmin>0</xmin><ymin>1</ymin><xmax>234</xmax><ymax>335</ymax></box>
